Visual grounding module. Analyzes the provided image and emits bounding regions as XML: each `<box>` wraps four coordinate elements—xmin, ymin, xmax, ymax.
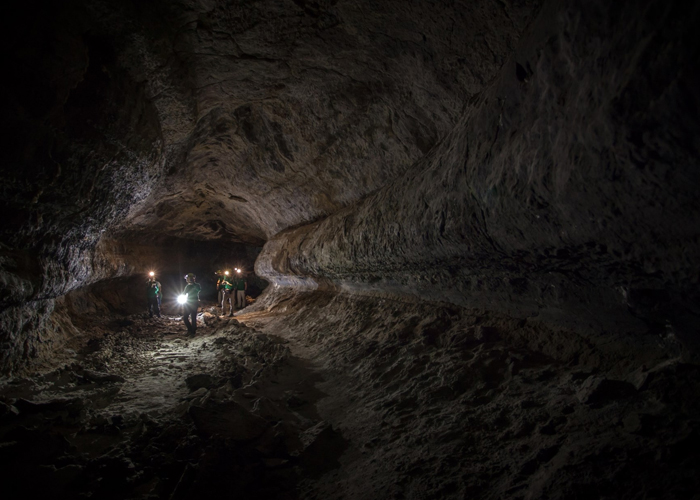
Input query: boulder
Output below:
<box><xmin>0</xmin><ymin>401</ymin><xmax>19</xmax><ymax>421</ymax></box>
<box><xmin>82</xmin><ymin>369</ymin><xmax>125</xmax><ymax>383</ymax></box>
<box><xmin>185</xmin><ymin>374</ymin><xmax>218</xmax><ymax>392</ymax></box>
<box><xmin>189</xmin><ymin>400</ymin><xmax>269</xmax><ymax>441</ymax></box>
<box><xmin>577</xmin><ymin>376</ymin><xmax>637</xmax><ymax>406</ymax></box>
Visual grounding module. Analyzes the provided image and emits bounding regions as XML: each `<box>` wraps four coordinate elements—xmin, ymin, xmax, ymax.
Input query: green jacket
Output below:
<box><xmin>232</xmin><ymin>277</ymin><xmax>246</xmax><ymax>291</ymax></box>
<box><xmin>221</xmin><ymin>277</ymin><xmax>234</xmax><ymax>291</ymax></box>
<box><xmin>183</xmin><ymin>283</ymin><xmax>201</xmax><ymax>303</ymax></box>
<box><xmin>147</xmin><ymin>282</ymin><xmax>159</xmax><ymax>298</ymax></box>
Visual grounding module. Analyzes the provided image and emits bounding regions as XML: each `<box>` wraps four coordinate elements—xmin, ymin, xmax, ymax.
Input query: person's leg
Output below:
<box><xmin>189</xmin><ymin>308</ymin><xmax>197</xmax><ymax>335</ymax></box>
<box><xmin>148</xmin><ymin>298</ymin><xmax>154</xmax><ymax>317</ymax></box>
<box><xmin>237</xmin><ymin>290</ymin><xmax>245</xmax><ymax>308</ymax></box>
<box><xmin>183</xmin><ymin>306</ymin><xmax>192</xmax><ymax>333</ymax></box>
<box><xmin>154</xmin><ymin>298</ymin><xmax>161</xmax><ymax>318</ymax></box>
<box><xmin>225</xmin><ymin>291</ymin><xmax>233</xmax><ymax>315</ymax></box>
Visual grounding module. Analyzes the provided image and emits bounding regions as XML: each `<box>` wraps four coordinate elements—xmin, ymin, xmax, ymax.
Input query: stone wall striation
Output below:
<box><xmin>256</xmin><ymin>0</ymin><xmax>700</xmax><ymax>356</ymax></box>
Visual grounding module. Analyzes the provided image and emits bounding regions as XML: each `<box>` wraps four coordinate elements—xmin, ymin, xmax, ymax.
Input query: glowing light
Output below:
<box><xmin>177</xmin><ymin>294</ymin><xmax>188</xmax><ymax>304</ymax></box>
<box><xmin>149</xmin><ymin>271</ymin><xmax>154</xmax><ymax>277</ymax></box>
<box><xmin>225</xmin><ymin>271</ymin><xmax>229</xmax><ymax>275</ymax></box>
<box><xmin>236</xmin><ymin>269</ymin><xmax>241</xmax><ymax>274</ymax></box>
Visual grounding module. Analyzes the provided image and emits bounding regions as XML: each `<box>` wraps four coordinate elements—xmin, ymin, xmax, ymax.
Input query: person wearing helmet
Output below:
<box><xmin>215</xmin><ymin>270</ymin><xmax>225</xmax><ymax>309</ymax></box>
<box><xmin>153</xmin><ymin>277</ymin><xmax>163</xmax><ymax>308</ymax></box>
<box><xmin>146</xmin><ymin>277</ymin><xmax>161</xmax><ymax>318</ymax></box>
<box><xmin>220</xmin><ymin>272</ymin><xmax>234</xmax><ymax>316</ymax></box>
<box><xmin>233</xmin><ymin>269</ymin><xmax>247</xmax><ymax>310</ymax></box>
<box><xmin>182</xmin><ymin>273</ymin><xmax>201</xmax><ymax>336</ymax></box>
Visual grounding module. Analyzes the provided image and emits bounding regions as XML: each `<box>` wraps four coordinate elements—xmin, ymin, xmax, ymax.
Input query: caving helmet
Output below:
<box><xmin>185</xmin><ymin>273</ymin><xmax>196</xmax><ymax>282</ymax></box>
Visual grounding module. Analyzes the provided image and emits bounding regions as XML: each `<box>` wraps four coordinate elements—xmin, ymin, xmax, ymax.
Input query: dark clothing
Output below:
<box><xmin>148</xmin><ymin>297</ymin><xmax>161</xmax><ymax>317</ymax></box>
<box><xmin>183</xmin><ymin>283</ymin><xmax>201</xmax><ymax>302</ymax></box>
<box><xmin>232</xmin><ymin>277</ymin><xmax>246</xmax><ymax>291</ymax></box>
<box><xmin>154</xmin><ymin>280</ymin><xmax>162</xmax><ymax>306</ymax></box>
<box><xmin>182</xmin><ymin>282</ymin><xmax>201</xmax><ymax>335</ymax></box>
<box><xmin>183</xmin><ymin>303</ymin><xmax>197</xmax><ymax>335</ymax></box>
<box><xmin>147</xmin><ymin>281</ymin><xmax>160</xmax><ymax>317</ymax></box>
<box><xmin>184</xmin><ymin>283</ymin><xmax>201</xmax><ymax>300</ymax></box>
<box><xmin>217</xmin><ymin>276</ymin><xmax>225</xmax><ymax>306</ymax></box>
<box><xmin>216</xmin><ymin>276</ymin><xmax>225</xmax><ymax>289</ymax></box>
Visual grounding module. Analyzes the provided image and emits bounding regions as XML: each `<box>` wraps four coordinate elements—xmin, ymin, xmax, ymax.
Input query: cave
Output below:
<box><xmin>1</xmin><ymin>0</ymin><xmax>699</xmax><ymax>498</ymax></box>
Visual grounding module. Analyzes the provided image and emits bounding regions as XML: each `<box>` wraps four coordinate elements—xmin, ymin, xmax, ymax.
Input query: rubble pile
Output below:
<box><xmin>242</xmin><ymin>291</ymin><xmax>700</xmax><ymax>499</ymax></box>
<box><xmin>0</xmin><ymin>314</ymin><xmax>344</xmax><ymax>499</ymax></box>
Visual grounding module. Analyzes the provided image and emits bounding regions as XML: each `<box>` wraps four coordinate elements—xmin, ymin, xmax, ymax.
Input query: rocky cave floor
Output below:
<box><xmin>1</xmin><ymin>293</ymin><xmax>699</xmax><ymax>499</ymax></box>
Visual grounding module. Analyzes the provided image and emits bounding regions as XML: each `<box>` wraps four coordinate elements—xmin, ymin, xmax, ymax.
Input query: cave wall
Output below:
<box><xmin>121</xmin><ymin>0</ymin><xmax>542</xmax><ymax>241</ymax></box>
<box><xmin>0</xmin><ymin>0</ymin><xmax>166</xmax><ymax>373</ymax></box>
<box><xmin>256</xmin><ymin>0</ymin><xmax>700</xmax><ymax>358</ymax></box>
<box><xmin>0</xmin><ymin>234</ymin><xmax>259</xmax><ymax>373</ymax></box>
<box><xmin>0</xmin><ymin>0</ymin><xmax>544</xmax><ymax>373</ymax></box>
<box><xmin>1</xmin><ymin>0</ymin><xmax>699</xmax><ymax>374</ymax></box>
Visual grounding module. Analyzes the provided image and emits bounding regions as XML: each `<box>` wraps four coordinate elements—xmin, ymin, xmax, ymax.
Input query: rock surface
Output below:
<box><xmin>0</xmin><ymin>0</ymin><xmax>543</xmax><ymax>372</ymax></box>
<box><xmin>256</xmin><ymin>0</ymin><xmax>700</xmax><ymax>357</ymax></box>
<box><xmin>0</xmin><ymin>0</ymin><xmax>699</xmax><ymax>497</ymax></box>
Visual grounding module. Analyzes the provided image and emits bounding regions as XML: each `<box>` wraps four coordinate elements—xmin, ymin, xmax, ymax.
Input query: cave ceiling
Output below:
<box><xmin>26</xmin><ymin>0</ymin><xmax>540</xmax><ymax>246</ymax></box>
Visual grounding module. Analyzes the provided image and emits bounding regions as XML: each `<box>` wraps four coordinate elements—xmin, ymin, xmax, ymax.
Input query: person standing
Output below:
<box><xmin>155</xmin><ymin>278</ymin><xmax>162</xmax><ymax>308</ymax></box>
<box><xmin>146</xmin><ymin>278</ymin><xmax>161</xmax><ymax>318</ymax></box>
<box><xmin>215</xmin><ymin>270</ymin><xmax>225</xmax><ymax>310</ymax></box>
<box><xmin>221</xmin><ymin>272</ymin><xmax>234</xmax><ymax>316</ymax></box>
<box><xmin>182</xmin><ymin>273</ymin><xmax>201</xmax><ymax>336</ymax></box>
<box><xmin>234</xmin><ymin>270</ymin><xmax>247</xmax><ymax>309</ymax></box>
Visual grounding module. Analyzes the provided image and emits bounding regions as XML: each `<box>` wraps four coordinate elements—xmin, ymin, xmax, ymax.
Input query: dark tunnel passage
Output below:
<box><xmin>1</xmin><ymin>0</ymin><xmax>700</xmax><ymax>498</ymax></box>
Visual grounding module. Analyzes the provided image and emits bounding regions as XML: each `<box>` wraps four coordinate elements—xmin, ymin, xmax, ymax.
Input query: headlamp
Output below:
<box><xmin>149</xmin><ymin>271</ymin><xmax>155</xmax><ymax>277</ymax></box>
<box><xmin>177</xmin><ymin>294</ymin><xmax>188</xmax><ymax>304</ymax></box>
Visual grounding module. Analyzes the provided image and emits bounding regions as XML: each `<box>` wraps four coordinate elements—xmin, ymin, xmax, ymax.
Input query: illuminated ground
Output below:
<box><xmin>3</xmin><ymin>291</ymin><xmax>697</xmax><ymax>499</ymax></box>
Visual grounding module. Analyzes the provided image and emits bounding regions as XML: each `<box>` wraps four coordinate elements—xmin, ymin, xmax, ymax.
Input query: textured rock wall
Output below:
<box><xmin>257</xmin><ymin>0</ymin><xmax>700</xmax><ymax>355</ymax></box>
<box><xmin>0</xmin><ymin>1</ymin><xmax>165</xmax><ymax>372</ymax></box>
<box><xmin>0</xmin><ymin>0</ymin><xmax>543</xmax><ymax>372</ymax></box>
<box><xmin>242</xmin><ymin>290</ymin><xmax>699</xmax><ymax>499</ymax></box>
<box><xmin>0</xmin><ymin>235</ymin><xmax>258</xmax><ymax>373</ymax></box>
<box><xmin>120</xmin><ymin>0</ymin><xmax>542</xmax><ymax>242</ymax></box>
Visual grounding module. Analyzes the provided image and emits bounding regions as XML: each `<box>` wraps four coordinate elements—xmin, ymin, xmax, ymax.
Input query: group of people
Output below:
<box><xmin>145</xmin><ymin>269</ymin><xmax>247</xmax><ymax>337</ymax></box>
<box><xmin>216</xmin><ymin>270</ymin><xmax>247</xmax><ymax>316</ymax></box>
